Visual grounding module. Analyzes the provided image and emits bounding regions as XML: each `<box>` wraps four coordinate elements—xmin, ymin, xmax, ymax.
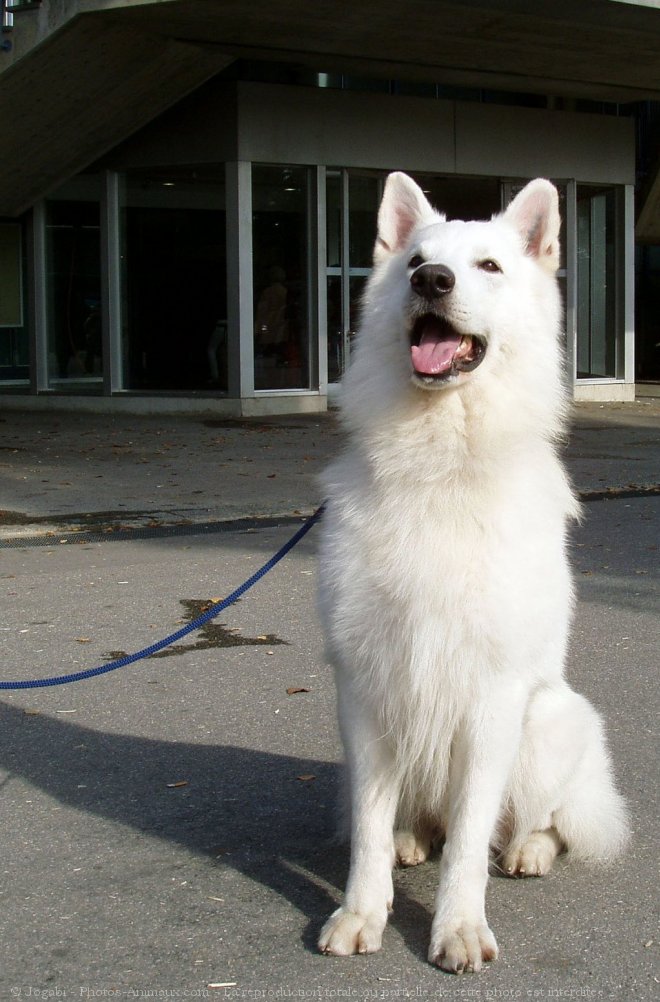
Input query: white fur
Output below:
<box><xmin>317</xmin><ymin>174</ymin><xmax>629</xmax><ymax>973</ymax></box>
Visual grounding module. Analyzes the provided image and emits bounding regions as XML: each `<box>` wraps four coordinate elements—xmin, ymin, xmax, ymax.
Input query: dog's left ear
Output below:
<box><xmin>375</xmin><ymin>172</ymin><xmax>439</xmax><ymax>264</ymax></box>
<box><xmin>503</xmin><ymin>179</ymin><xmax>561</xmax><ymax>273</ymax></box>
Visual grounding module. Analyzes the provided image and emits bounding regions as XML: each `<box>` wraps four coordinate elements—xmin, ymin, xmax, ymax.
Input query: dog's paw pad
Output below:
<box><xmin>318</xmin><ymin>907</ymin><xmax>386</xmax><ymax>956</ymax></box>
<box><xmin>502</xmin><ymin>829</ymin><xmax>562</xmax><ymax>878</ymax></box>
<box><xmin>394</xmin><ymin>830</ymin><xmax>430</xmax><ymax>867</ymax></box>
<box><xmin>429</xmin><ymin>921</ymin><xmax>498</xmax><ymax>973</ymax></box>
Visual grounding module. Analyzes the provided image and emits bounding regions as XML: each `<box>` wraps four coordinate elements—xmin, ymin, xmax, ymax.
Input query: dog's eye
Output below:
<box><xmin>478</xmin><ymin>259</ymin><xmax>502</xmax><ymax>274</ymax></box>
<box><xmin>408</xmin><ymin>255</ymin><xmax>424</xmax><ymax>270</ymax></box>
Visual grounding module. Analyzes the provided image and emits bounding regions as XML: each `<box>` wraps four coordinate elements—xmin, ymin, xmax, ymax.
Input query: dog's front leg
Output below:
<box><xmin>429</xmin><ymin>688</ymin><xmax>526</xmax><ymax>973</ymax></box>
<box><xmin>319</xmin><ymin>707</ymin><xmax>399</xmax><ymax>956</ymax></box>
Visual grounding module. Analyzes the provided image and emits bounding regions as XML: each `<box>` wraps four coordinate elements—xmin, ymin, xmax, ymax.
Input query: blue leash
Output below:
<box><xmin>0</xmin><ymin>506</ymin><xmax>324</xmax><ymax>691</ymax></box>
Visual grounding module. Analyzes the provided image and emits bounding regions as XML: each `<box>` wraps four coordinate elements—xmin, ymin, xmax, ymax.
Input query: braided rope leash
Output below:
<box><xmin>0</xmin><ymin>505</ymin><xmax>325</xmax><ymax>691</ymax></box>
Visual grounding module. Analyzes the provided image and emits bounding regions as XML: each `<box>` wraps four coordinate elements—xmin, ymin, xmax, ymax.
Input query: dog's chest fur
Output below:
<box><xmin>321</xmin><ymin>396</ymin><xmax>574</xmax><ymax>799</ymax></box>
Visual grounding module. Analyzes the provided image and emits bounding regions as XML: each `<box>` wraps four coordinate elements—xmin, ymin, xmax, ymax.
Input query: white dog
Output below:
<box><xmin>317</xmin><ymin>173</ymin><xmax>629</xmax><ymax>973</ymax></box>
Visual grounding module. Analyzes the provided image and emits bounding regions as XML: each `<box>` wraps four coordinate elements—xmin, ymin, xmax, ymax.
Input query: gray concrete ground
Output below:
<box><xmin>0</xmin><ymin>400</ymin><xmax>658</xmax><ymax>999</ymax></box>
<box><xmin>0</xmin><ymin>400</ymin><xmax>658</xmax><ymax>539</ymax></box>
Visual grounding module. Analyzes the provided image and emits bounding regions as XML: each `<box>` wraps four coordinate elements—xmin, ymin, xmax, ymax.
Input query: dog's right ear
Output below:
<box><xmin>375</xmin><ymin>173</ymin><xmax>438</xmax><ymax>264</ymax></box>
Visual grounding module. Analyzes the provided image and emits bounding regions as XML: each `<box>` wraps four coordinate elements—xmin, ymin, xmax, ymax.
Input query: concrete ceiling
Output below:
<box><xmin>0</xmin><ymin>13</ymin><xmax>231</xmax><ymax>216</ymax></box>
<box><xmin>115</xmin><ymin>0</ymin><xmax>660</xmax><ymax>100</ymax></box>
<box><xmin>1</xmin><ymin>0</ymin><xmax>660</xmax><ymax>217</ymax></box>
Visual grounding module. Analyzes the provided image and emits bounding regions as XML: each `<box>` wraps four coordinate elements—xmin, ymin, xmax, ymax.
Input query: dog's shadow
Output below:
<box><xmin>0</xmin><ymin>701</ymin><xmax>433</xmax><ymax>960</ymax></box>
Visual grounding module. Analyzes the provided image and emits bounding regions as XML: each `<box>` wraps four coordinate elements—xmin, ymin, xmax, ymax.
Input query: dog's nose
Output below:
<box><xmin>410</xmin><ymin>264</ymin><xmax>455</xmax><ymax>299</ymax></box>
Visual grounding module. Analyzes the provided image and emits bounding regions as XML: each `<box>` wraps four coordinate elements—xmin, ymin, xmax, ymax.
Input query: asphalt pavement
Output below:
<box><xmin>0</xmin><ymin>400</ymin><xmax>658</xmax><ymax>999</ymax></box>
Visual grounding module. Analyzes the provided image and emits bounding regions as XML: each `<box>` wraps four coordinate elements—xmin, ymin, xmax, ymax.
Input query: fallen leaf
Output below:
<box><xmin>297</xmin><ymin>774</ymin><xmax>316</xmax><ymax>782</ymax></box>
<box><xmin>286</xmin><ymin>687</ymin><xmax>310</xmax><ymax>695</ymax></box>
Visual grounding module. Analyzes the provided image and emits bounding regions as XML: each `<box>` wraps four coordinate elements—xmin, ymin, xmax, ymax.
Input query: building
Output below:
<box><xmin>1</xmin><ymin>0</ymin><xmax>660</xmax><ymax>416</ymax></box>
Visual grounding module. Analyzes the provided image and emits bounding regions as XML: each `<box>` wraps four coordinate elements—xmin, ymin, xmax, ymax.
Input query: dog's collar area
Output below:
<box><xmin>409</xmin><ymin>313</ymin><xmax>486</xmax><ymax>383</ymax></box>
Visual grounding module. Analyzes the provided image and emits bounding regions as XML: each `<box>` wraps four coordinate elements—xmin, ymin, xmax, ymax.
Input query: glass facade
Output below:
<box><xmin>0</xmin><ymin>63</ymin><xmax>641</xmax><ymax>406</ymax></box>
<box><xmin>1</xmin><ymin>162</ymin><xmax>634</xmax><ymax>406</ymax></box>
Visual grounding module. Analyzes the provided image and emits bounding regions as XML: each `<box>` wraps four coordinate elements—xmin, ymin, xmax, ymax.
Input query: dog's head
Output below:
<box><xmin>369</xmin><ymin>172</ymin><xmax>562</xmax><ymax>392</ymax></box>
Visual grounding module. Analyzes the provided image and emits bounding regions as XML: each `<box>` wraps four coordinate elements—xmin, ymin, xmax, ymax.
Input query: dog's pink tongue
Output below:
<box><xmin>411</xmin><ymin>327</ymin><xmax>462</xmax><ymax>375</ymax></box>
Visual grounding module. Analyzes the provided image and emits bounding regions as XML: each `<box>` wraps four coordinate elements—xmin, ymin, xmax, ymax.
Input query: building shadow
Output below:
<box><xmin>0</xmin><ymin>700</ymin><xmax>433</xmax><ymax>961</ymax></box>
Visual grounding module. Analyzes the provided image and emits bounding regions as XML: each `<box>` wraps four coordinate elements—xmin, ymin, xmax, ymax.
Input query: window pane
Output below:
<box><xmin>327</xmin><ymin>172</ymin><xmax>341</xmax><ymax>269</ymax></box>
<box><xmin>46</xmin><ymin>191</ymin><xmax>101</xmax><ymax>387</ymax></box>
<box><xmin>348</xmin><ymin>174</ymin><xmax>380</xmax><ymax>268</ymax></box>
<box><xmin>121</xmin><ymin>167</ymin><xmax>227</xmax><ymax>391</ymax></box>
<box><xmin>0</xmin><ymin>224</ymin><xmax>22</xmax><ymax>326</ymax></box>
<box><xmin>326</xmin><ymin>274</ymin><xmax>343</xmax><ymax>384</ymax></box>
<box><xmin>0</xmin><ymin>223</ymin><xmax>28</xmax><ymax>383</ymax></box>
<box><xmin>325</xmin><ymin>171</ymin><xmax>380</xmax><ymax>384</ymax></box>
<box><xmin>577</xmin><ymin>187</ymin><xmax>618</xmax><ymax>379</ymax></box>
<box><xmin>252</xmin><ymin>165</ymin><xmax>313</xmax><ymax>390</ymax></box>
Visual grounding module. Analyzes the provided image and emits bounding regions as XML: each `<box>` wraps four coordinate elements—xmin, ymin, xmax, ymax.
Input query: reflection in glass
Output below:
<box><xmin>326</xmin><ymin>171</ymin><xmax>380</xmax><ymax>384</ymax></box>
<box><xmin>252</xmin><ymin>165</ymin><xmax>312</xmax><ymax>390</ymax></box>
<box><xmin>577</xmin><ymin>187</ymin><xmax>618</xmax><ymax>379</ymax></box>
<box><xmin>326</xmin><ymin>275</ymin><xmax>343</xmax><ymax>384</ymax></box>
<box><xmin>0</xmin><ymin>223</ymin><xmax>28</xmax><ymax>381</ymax></box>
<box><xmin>121</xmin><ymin>167</ymin><xmax>227</xmax><ymax>391</ymax></box>
<box><xmin>46</xmin><ymin>196</ymin><xmax>101</xmax><ymax>386</ymax></box>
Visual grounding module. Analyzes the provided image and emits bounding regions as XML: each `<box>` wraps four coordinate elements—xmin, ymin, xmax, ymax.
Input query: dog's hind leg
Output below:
<box><xmin>502</xmin><ymin>683</ymin><xmax>629</xmax><ymax>874</ymax></box>
<box><xmin>394</xmin><ymin>825</ymin><xmax>434</xmax><ymax>867</ymax></box>
<box><xmin>500</xmin><ymin>827</ymin><xmax>563</xmax><ymax>877</ymax></box>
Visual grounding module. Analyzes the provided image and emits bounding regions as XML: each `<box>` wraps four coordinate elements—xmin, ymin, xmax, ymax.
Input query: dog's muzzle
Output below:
<box><xmin>409</xmin><ymin>264</ymin><xmax>487</xmax><ymax>383</ymax></box>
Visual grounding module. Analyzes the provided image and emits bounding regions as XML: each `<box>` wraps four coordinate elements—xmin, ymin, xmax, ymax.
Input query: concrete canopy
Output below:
<box><xmin>1</xmin><ymin>0</ymin><xmax>660</xmax><ymax>216</ymax></box>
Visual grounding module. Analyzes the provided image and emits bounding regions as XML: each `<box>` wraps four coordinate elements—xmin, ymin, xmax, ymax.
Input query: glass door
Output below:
<box><xmin>326</xmin><ymin>171</ymin><xmax>381</xmax><ymax>384</ymax></box>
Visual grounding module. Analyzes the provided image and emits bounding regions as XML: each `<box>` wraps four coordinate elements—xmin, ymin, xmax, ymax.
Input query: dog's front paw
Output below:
<box><xmin>319</xmin><ymin>906</ymin><xmax>387</xmax><ymax>956</ymax></box>
<box><xmin>428</xmin><ymin>920</ymin><xmax>498</xmax><ymax>973</ymax></box>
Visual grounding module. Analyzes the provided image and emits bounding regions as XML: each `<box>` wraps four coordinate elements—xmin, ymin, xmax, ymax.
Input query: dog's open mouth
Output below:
<box><xmin>410</xmin><ymin>314</ymin><xmax>486</xmax><ymax>382</ymax></box>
